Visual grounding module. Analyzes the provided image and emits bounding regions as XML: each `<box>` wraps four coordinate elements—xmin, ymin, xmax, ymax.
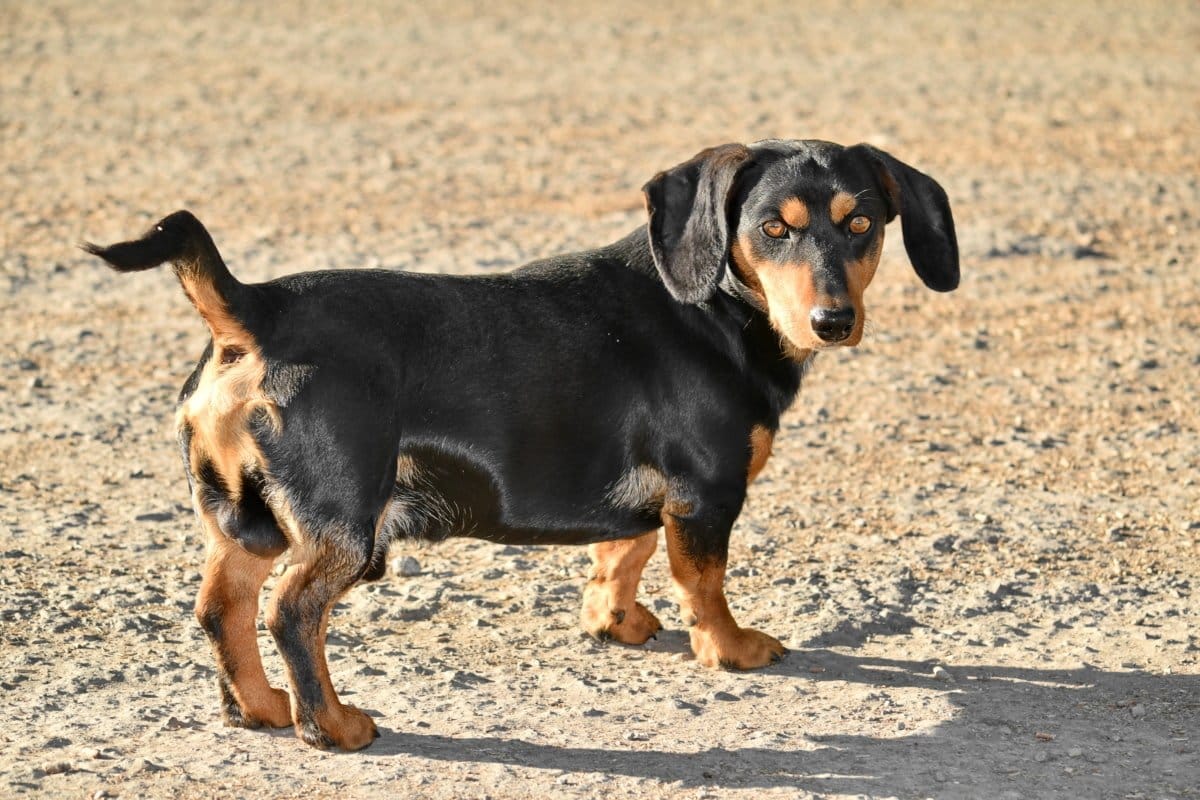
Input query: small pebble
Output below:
<box><xmin>932</xmin><ymin>665</ymin><xmax>954</xmax><ymax>682</ymax></box>
<box><xmin>128</xmin><ymin>757</ymin><xmax>166</xmax><ymax>774</ymax></box>
<box><xmin>1130</xmin><ymin>703</ymin><xmax>1146</xmax><ymax>718</ymax></box>
<box><xmin>712</xmin><ymin>691</ymin><xmax>740</xmax><ymax>702</ymax></box>
<box><xmin>391</xmin><ymin>556</ymin><xmax>421</xmax><ymax>577</ymax></box>
<box><xmin>32</xmin><ymin>762</ymin><xmax>74</xmax><ymax>778</ymax></box>
<box><xmin>1067</xmin><ymin>746</ymin><xmax>1083</xmax><ymax>758</ymax></box>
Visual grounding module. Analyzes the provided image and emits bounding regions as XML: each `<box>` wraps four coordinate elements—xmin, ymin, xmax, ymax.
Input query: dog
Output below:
<box><xmin>85</xmin><ymin>139</ymin><xmax>958</xmax><ymax>750</ymax></box>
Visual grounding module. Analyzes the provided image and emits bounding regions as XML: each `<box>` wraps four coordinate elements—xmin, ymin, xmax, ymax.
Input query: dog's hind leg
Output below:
<box><xmin>194</xmin><ymin>513</ymin><xmax>292</xmax><ymax>729</ymax></box>
<box><xmin>581</xmin><ymin>531</ymin><xmax>663</xmax><ymax>644</ymax></box>
<box><xmin>265</xmin><ymin>525</ymin><xmax>379</xmax><ymax>751</ymax></box>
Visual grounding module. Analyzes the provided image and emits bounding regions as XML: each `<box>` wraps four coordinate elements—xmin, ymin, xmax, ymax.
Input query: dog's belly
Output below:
<box><xmin>378</xmin><ymin>443</ymin><xmax>658</xmax><ymax>546</ymax></box>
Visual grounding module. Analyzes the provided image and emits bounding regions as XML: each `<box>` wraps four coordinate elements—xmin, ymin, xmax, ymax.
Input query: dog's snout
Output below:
<box><xmin>810</xmin><ymin>307</ymin><xmax>856</xmax><ymax>343</ymax></box>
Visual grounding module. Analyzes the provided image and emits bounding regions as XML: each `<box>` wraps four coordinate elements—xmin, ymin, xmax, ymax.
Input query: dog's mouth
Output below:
<box><xmin>772</xmin><ymin>312</ymin><xmax>864</xmax><ymax>359</ymax></box>
<box><xmin>815</xmin><ymin>327</ymin><xmax>865</xmax><ymax>349</ymax></box>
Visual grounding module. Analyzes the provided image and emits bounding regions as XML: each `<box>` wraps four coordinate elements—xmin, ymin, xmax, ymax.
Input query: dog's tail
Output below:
<box><xmin>83</xmin><ymin>210</ymin><xmax>253</xmax><ymax>346</ymax></box>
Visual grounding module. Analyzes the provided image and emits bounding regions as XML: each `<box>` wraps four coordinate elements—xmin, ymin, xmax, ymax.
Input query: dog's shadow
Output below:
<box><xmin>357</xmin><ymin>648</ymin><xmax>1199</xmax><ymax>798</ymax></box>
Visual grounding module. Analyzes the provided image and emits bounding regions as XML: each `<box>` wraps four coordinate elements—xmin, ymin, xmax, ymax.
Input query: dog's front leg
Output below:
<box><xmin>581</xmin><ymin>530</ymin><xmax>663</xmax><ymax>644</ymax></box>
<box><xmin>663</xmin><ymin>506</ymin><xmax>786</xmax><ymax>670</ymax></box>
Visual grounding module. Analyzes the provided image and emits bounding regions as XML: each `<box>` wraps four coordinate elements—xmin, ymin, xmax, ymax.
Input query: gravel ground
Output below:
<box><xmin>1</xmin><ymin>2</ymin><xmax>1198</xmax><ymax>798</ymax></box>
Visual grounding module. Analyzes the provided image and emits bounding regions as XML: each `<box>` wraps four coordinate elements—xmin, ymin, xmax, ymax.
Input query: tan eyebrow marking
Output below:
<box><xmin>779</xmin><ymin>197</ymin><xmax>810</xmax><ymax>229</ymax></box>
<box><xmin>830</xmin><ymin>191</ymin><xmax>857</xmax><ymax>224</ymax></box>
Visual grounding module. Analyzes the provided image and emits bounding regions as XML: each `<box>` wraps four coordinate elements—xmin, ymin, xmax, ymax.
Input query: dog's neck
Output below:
<box><xmin>717</xmin><ymin>261</ymin><xmax>768</xmax><ymax>315</ymax></box>
<box><xmin>605</xmin><ymin>227</ymin><xmax>806</xmax><ymax>424</ymax></box>
<box><xmin>707</xmin><ymin>286</ymin><xmax>808</xmax><ymax>418</ymax></box>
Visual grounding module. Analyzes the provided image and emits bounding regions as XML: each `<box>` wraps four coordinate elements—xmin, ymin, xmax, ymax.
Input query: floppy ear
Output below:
<box><xmin>642</xmin><ymin>143</ymin><xmax>752</xmax><ymax>304</ymax></box>
<box><xmin>851</xmin><ymin>144</ymin><xmax>959</xmax><ymax>292</ymax></box>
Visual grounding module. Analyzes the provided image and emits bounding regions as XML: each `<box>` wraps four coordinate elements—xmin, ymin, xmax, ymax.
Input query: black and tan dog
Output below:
<box><xmin>85</xmin><ymin>139</ymin><xmax>958</xmax><ymax>751</ymax></box>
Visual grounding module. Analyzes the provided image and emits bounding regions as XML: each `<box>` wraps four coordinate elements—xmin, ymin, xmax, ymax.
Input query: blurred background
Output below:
<box><xmin>5</xmin><ymin>2</ymin><xmax>1195</xmax><ymax>278</ymax></box>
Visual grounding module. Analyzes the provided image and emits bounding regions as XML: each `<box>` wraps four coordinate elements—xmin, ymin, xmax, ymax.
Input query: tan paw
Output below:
<box><xmin>299</xmin><ymin>704</ymin><xmax>380</xmax><ymax>751</ymax></box>
<box><xmin>582</xmin><ymin>594</ymin><xmax>663</xmax><ymax>645</ymax></box>
<box><xmin>226</xmin><ymin>686</ymin><xmax>293</xmax><ymax>730</ymax></box>
<box><xmin>689</xmin><ymin>625</ymin><xmax>787</xmax><ymax>670</ymax></box>
<box><xmin>246</xmin><ymin>687</ymin><xmax>293</xmax><ymax>729</ymax></box>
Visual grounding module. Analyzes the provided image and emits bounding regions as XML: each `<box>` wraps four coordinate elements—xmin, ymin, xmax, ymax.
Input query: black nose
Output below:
<box><xmin>810</xmin><ymin>307</ymin><xmax>856</xmax><ymax>343</ymax></box>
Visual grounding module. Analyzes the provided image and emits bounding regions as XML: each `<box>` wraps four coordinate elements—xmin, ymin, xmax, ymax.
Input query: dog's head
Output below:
<box><xmin>643</xmin><ymin>139</ymin><xmax>958</xmax><ymax>356</ymax></box>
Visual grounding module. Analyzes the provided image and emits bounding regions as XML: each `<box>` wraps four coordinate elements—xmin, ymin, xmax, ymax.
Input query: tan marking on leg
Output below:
<box><xmin>663</xmin><ymin>516</ymin><xmax>785</xmax><ymax>669</ymax></box>
<box><xmin>581</xmin><ymin>531</ymin><xmax>662</xmax><ymax>644</ymax></box>
<box><xmin>747</xmin><ymin>426</ymin><xmax>775</xmax><ymax>484</ymax></box>
<box><xmin>830</xmin><ymin>191</ymin><xmax>857</xmax><ymax>224</ymax></box>
<box><xmin>194</xmin><ymin>516</ymin><xmax>291</xmax><ymax>728</ymax></box>
<box><xmin>266</xmin><ymin>551</ymin><xmax>378</xmax><ymax>751</ymax></box>
<box><xmin>307</xmin><ymin>600</ymin><xmax>375</xmax><ymax>751</ymax></box>
<box><xmin>779</xmin><ymin>197</ymin><xmax>810</xmax><ymax>229</ymax></box>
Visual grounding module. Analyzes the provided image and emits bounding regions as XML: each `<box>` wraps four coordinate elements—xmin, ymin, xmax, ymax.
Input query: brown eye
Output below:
<box><xmin>848</xmin><ymin>215</ymin><xmax>872</xmax><ymax>235</ymax></box>
<box><xmin>762</xmin><ymin>220</ymin><xmax>787</xmax><ymax>239</ymax></box>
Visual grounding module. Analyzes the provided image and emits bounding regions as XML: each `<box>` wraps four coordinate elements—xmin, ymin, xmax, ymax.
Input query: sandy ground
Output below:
<box><xmin>1</xmin><ymin>1</ymin><xmax>1198</xmax><ymax>798</ymax></box>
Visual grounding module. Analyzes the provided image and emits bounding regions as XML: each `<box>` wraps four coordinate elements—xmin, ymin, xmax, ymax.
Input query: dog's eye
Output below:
<box><xmin>220</xmin><ymin>346</ymin><xmax>245</xmax><ymax>365</ymax></box>
<box><xmin>848</xmin><ymin>216</ymin><xmax>872</xmax><ymax>235</ymax></box>
<box><xmin>762</xmin><ymin>220</ymin><xmax>788</xmax><ymax>239</ymax></box>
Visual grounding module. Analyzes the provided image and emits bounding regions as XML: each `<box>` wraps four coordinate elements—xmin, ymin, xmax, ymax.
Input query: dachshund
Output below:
<box><xmin>84</xmin><ymin>139</ymin><xmax>958</xmax><ymax>750</ymax></box>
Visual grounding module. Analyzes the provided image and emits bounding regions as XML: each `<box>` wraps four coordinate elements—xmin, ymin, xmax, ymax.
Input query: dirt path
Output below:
<box><xmin>1</xmin><ymin>2</ymin><xmax>1197</xmax><ymax>798</ymax></box>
